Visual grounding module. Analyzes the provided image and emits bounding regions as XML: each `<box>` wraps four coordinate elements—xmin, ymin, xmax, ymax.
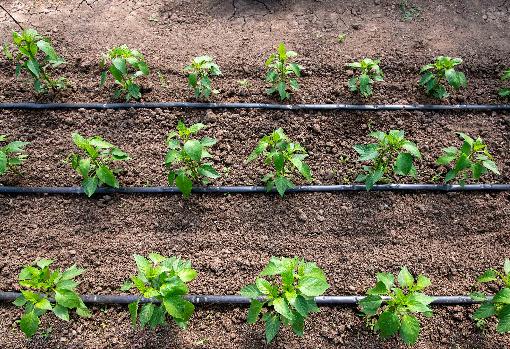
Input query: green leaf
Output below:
<box><xmin>493</xmin><ymin>288</ymin><xmax>510</xmax><ymax>304</ymax></box>
<box><xmin>163</xmin><ymin>295</ymin><xmax>194</xmax><ymax>325</ymax></box>
<box><xmin>183</xmin><ymin>139</ymin><xmax>203</xmax><ymax>162</ymax></box>
<box><xmin>0</xmin><ymin>151</ymin><xmax>6</xmax><ymax>174</ymax></box>
<box><xmin>55</xmin><ymin>289</ymin><xmax>83</xmax><ymax>309</ymax></box>
<box><xmin>477</xmin><ymin>269</ymin><xmax>498</xmax><ymax>283</ymax></box>
<box><xmin>198</xmin><ymin>164</ymin><xmax>220</xmax><ymax>179</ymax></box>
<box><xmin>400</xmin><ymin>314</ymin><xmax>420</xmax><ymax>345</ymax></box>
<box><xmin>240</xmin><ymin>284</ymin><xmax>263</xmax><ymax>299</ymax></box>
<box><xmin>20</xmin><ymin>311</ymin><xmax>40</xmax><ymax>338</ymax></box>
<box><xmin>482</xmin><ymin>160</ymin><xmax>500</xmax><ymax>175</ymax></box>
<box><xmin>176</xmin><ymin>172</ymin><xmax>193</xmax><ymax>198</ymax></box>
<box><xmin>264</xmin><ymin>313</ymin><xmax>281</xmax><ymax>343</ymax></box>
<box><xmin>505</xmin><ymin>259</ymin><xmax>510</xmax><ymax>276</ymax></box>
<box><xmin>274</xmin><ymin>176</ymin><xmax>294</xmax><ymax>197</ymax></box>
<box><xmin>13</xmin><ymin>295</ymin><xmax>26</xmax><ymax>307</ymax></box>
<box><xmin>82</xmin><ymin>177</ymin><xmax>99</xmax><ymax>197</ymax></box>
<box><xmin>36</xmin><ymin>259</ymin><xmax>53</xmax><ymax>269</ymax></box>
<box><xmin>96</xmin><ymin>165</ymin><xmax>118</xmax><ymax>188</ymax></box>
<box><xmin>62</xmin><ymin>265</ymin><xmax>85</xmax><ymax>280</ymax></box>
<box><xmin>376</xmin><ymin>272</ymin><xmax>395</xmax><ymax>290</ymax></box>
<box><xmin>290</xmin><ymin>155</ymin><xmax>311</xmax><ymax>180</ymax></box>
<box><xmin>397</xmin><ymin>267</ymin><xmax>414</xmax><ymax>289</ymax></box>
<box><xmin>35</xmin><ymin>298</ymin><xmax>52</xmax><ymax>311</ymax></box>
<box><xmin>497</xmin><ymin>305</ymin><xmax>510</xmax><ymax>333</ymax></box>
<box><xmin>367</xmin><ymin>281</ymin><xmax>389</xmax><ymax>295</ymax></box>
<box><xmin>473</xmin><ymin>303</ymin><xmax>496</xmax><ymax>320</ymax></box>
<box><xmin>377</xmin><ymin>311</ymin><xmax>400</xmax><ymax>339</ymax></box>
<box><xmin>359</xmin><ymin>294</ymin><xmax>383</xmax><ymax>316</ymax></box>
<box><xmin>53</xmin><ymin>304</ymin><xmax>70</xmax><ymax>321</ymax></box>
<box><xmin>394</xmin><ymin>153</ymin><xmax>414</xmax><ymax>175</ymax></box>
<box><xmin>247</xmin><ymin>299</ymin><xmax>264</xmax><ymax>324</ymax></box>
<box><xmin>139</xmin><ymin>303</ymin><xmax>155</xmax><ymax>328</ymax></box>
<box><xmin>415</xmin><ymin>275</ymin><xmax>432</xmax><ymax>290</ymax></box>
<box><xmin>273</xmin><ymin>297</ymin><xmax>294</xmax><ymax>321</ymax></box>
<box><xmin>359</xmin><ymin>74</ymin><xmax>372</xmax><ymax>97</ymax></box>
<box><xmin>128</xmin><ymin>301</ymin><xmax>139</xmax><ymax>327</ymax></box>
<box><xmin>111</xmin><ymin>57</ymin><xmax>127</xmax><ymax>75</ymax></box>
<box><xmin>297</xmin><ymin>276</ymin><xmax>329</xmax><ymax>297</ymax></box>
<box><xmin>256</xmin><ymin>278</ymin><xmax>274</xmax><ymax>295</ymax></box>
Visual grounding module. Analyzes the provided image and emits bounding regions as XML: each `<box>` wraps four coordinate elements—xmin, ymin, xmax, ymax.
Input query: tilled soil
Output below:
<box><xmin>1</xmin><ymin>0</ymin><xmax>510</xmax><ymax>348</ymax></box>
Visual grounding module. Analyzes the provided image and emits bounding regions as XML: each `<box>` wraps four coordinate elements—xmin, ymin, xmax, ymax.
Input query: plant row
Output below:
<box><xmin>7</xmin><ymin>255</ymin><xmax>510</xmax><ymax>345</ymax></box>
<box><xmin>0</xmin><ymin>125</ymin><xmax>501</xmax><ymax>196</ymax></box>
<box><xmin>3</xmin><ymin>29</ymin><xmax>510</xmax><ymax>101</ymax></box>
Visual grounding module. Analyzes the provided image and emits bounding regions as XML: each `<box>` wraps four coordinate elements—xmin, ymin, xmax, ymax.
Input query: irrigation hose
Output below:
<box><xmin>1</xmin><ymin>102</ymin><xmax>510</xmax><ymax>111</ymax></box>
<box><xmin>0</xmin><ymin>184</ymin><xmax>509</xmax><ymax>195</ymax></box>
<box><xmin>0</xmin><ymin>292</ymin><xmax>484</xmax><ymax>306</ymax></box>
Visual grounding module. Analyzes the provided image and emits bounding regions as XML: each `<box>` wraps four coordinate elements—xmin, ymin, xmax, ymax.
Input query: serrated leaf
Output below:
<box><xmin>20</xmin><ymin>311</ymin><xmax>39</xmax><ymax>338</ymax></box>
<box><xmin>377</xmin><ymin>311</ymin><xmax>400</xmax><ymax>339</ymax></box>
<box><xmin>247</xmin><ymin>299</ymin><xmax>263</xmax><ymax>324</ymax></box>
<box><xmin>264</xmin><ymin>313</ymin><xmax>281</xmax><ymax>343</ymax></box>
<box><xmin>400</xmin><ymin>314</ymin><xmax>420</xmax><ymax>345</ymax></box>
<box><xmin>297</xmin><ymin>276</ymin><xmax>329</xmax><ymax>297</ymax></box>
<box><xmin>53</xmin><ymin>304</ymin><xmax>70</xmax><ymax>321</ymax></box>
<box><xmin>397</xmin><ymin>267</ymin><xmax>414</xmax><ymax>289</ymax></box>
<box><xmin>240</xmin><ymin>284</ymin><xmax>263</xmax><ymax>299</ymax></box>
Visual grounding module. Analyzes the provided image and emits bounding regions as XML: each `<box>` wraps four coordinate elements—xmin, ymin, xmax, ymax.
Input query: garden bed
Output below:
<box><xmin>1</xmin><ymin>0</ymin><xmax>510</xmax><ymax>348</ymax></box>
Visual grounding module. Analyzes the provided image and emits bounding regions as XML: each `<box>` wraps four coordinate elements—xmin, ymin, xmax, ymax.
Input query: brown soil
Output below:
<box><xmin>1</xmin><ymin>0</ymin><xmax>510</xmax><ymax>348</ymax></box>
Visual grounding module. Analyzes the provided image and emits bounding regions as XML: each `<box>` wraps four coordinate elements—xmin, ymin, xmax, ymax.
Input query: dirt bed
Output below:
<box><xmin>1</xmin><ymin>0</ymin><xmax>510</xmax><ymax>348</ymax></box>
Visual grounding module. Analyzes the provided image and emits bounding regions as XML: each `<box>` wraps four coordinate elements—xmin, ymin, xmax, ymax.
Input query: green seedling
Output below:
<box><xmin>265</xmin><ymin>42</ymin><xmax>302</xmax><ymax>100</ymax></box>
<box><xmin>499</xmin><ymin>69</ymin><xmax>510</xmax><ymax>97</ymax></box>
<box><xmin>399</xmin><ymin>0</ymin><xmax>421</xmax><ymax>21</ymax></box>
<box><xmin>3</xmin><ymin>28</ymin><xmax>66</xmax><ymax>93</ymax></box>
<box><xmin>240</xmin><ymin>257</ymin><xmax>329</xmax><ymax>343</ymax></box>
<box><xmin>99</xmin><ymin>45</ymin><xmax>150</xmax><ymax>101</ymax></box>
<box><xmin>184</xmin><ymin>56</ymin><xmax>221</xmax><ymax>99</ymax></box>
<box><xmin>337</xmin><ymin>33</ymin><xmax>346</xmax><ymax>44</ymax></box>
<box><xmin>13</xmin><ymin>259</ymin><xmax>90</xmax><ymax>338</ymax></box>
<box><xmin>68</xmin><ymin>133</ymin><xmax>130</xmax><ymax>197</ymax></box>
<box><xmin>165</xmin><ymin>121</ymin><xmax>220</xmax><ymax>197</ymax></box>
<box><xmin>346</xmin><ymin>58</ymin><xmax>384</xmax><ymax>98</ymax></box>
<box><xmin>470</xmin><ymin>259</ymin><xmax>510</xmax><ymax>333</ymax></box>
<box><xmin>359</xmin><ymin>267</ymin><xmax>435</xmax><ymax>345</ymax></box>
<box><xmin>354</xmin><ymin>130</ymin><xmax>421</xmax><ymax>190</ymax></box>
<box><xmin>419</xmin><ymin>56</ymin><xmax>467</xmax><ymax>99</ymax></box>
<box><xmin>121</xmin><ymin>253</ymin><xmax>197</xmax><ymax>330</ymax></box>
<box><xmin>436</xmin><ymin>133</ymin><xmax>499</xmax><ymax>185</ymax></box>
<box><xmin>0</xmin><ymin>135</ymin><xmax>29</xmax><ymax>176</ymax></box>
<box><xmin>246</xmin><ymin>128</ymin><xmax>312</xmax><ymax>197</ymax></box>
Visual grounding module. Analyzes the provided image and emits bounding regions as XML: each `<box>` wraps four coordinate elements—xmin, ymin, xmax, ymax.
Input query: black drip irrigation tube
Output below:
<box><xmin>0</xmin><ymin>292</ymin><xmax>484</xmax><ymax>306</ymax></box>
<box><xmin>1</xmin><ymin>102</ymin><xmax>510</xmax><ymax>111</ymax></box>
<box><xmin>0</xmin><ymin>184</ymin><xmax>510</xmax><ymax>195</ymax></box>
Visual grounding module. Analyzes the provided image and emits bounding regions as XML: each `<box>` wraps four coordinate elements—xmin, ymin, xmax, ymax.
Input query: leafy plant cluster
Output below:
<box><xmin>240</xmin><ymin>257</ymin><xmax>329</xmax><ymax>343</ymax></box>
<box><xmin>355</xmin><ymin>130</ymin><xmax>500</xmax><ymax>190</ymax></box>
<box><xmin>0</xmin><ymin>135</ymin><xmax>29</xmax><ymax>176</ymax></box>
<box><xmin>184</xmin><ymin>55</ymin><xmax>222</xmax><ymax>99</ymax></box>
<box><xmin>265</xmin><ymin>42</ymin><xmax>302</xmax><ymax>100</ymax></box>
<box><xmin>99</xmin><ymin>45</ymin><xmax>150</xmax><ymax>101</ymax></box>
<box><xmin>4</xmin><ymin>30</ymin><xmax>510</xmax><ymax>100</ymax></box>
<box><xmin>346</xmin><ymin>58</ymin><xmax>384</xmax><ymax>98</ymax></box>
<box><xmin>246</xmin><ymin>128</ymin><xmax>312</xmax><ymax>197</ymax></box>
<box><xmin>9</xmin><ymin>257</ymin><xmax>510</xmax><ymax>344</ymax></box>
<box><xmin>121</xmin><ymin>254</ymin><xmax>197</xmax><ymax>330</ymax></box>
<box><xmin>3</xmin><ymin>29</ymin><xmax>66</xmax><ymax>93</ymax></box>
<box><xmin>1</xmin><ymin>127</ymin><xmax>501</xmax><ymax>195</ymax></box>
<box><xmin>419</xmin><ymin>56</ymin><xmax>467</xmax><ymax>99</ymax></box>
<box><xmin>165</xmin><ymin>121</ymin><xmax>220</xmax><ymax>197</ymax></box>
<box><xmin>354</xmin><ymin>130</ymin><xmax>421</xmax><ymax>190</ymax></box>
<box><xmin>359</xmin><ymin>267</ymin><xmax>434</xmax><ymax>345</ymax></box>
<box><xmin>13</xmin><ymin>259</ymin><xmax>90</xmax><ymax>338</ymax></box>
<box><xmin>68</xmin><ymin>132</ymin><xmax>129</xmax><ymax>197</ymax></box>
<box><xmin>436</xmin><ymin>132</ymin><xmax>500</xmax><ymax>185</ymax></box>
<box><xmin>470</xmin><ymin>259</ymin><xmax>510</xmax><ymax>333</ymax></box>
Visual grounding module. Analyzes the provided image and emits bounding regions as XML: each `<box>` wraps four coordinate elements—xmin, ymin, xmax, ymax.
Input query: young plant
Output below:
<box><xmin>165</xmin><ymin>121</ymin><xmax>220</xmax><ymax>198</ymax></box>
<box><xmin>0</xmin><ymin>135</ymin><xmax>29</xmax><ymax>176</ymax></box>
<box><xmin>359</xmin><ymin>267</ymin><xmax>435</xmax><ymax>345</ymax></box>
<box><xmin>68</xmin><ymin>133</ymin><xmax>130</xmax><ymax>197</ymax></box>
<box><xmin>240</xmin><ymin>257</ymin><xmax>329</xmax><ymax>344</ymax></box>
<box><xmin>121</xmin><ymin>253</ymin><xmax>197</xmax><ymax>330</ymax></box>
<box><xmin>246</xmin><ymin>128</ymin><xmax>312</xmax><ymax>197</ymax></box>
<box><xmin>99</xmin><ymin>45</ymin><xmax>150</xmax><ymax>101</ymax></box>
<box><xmin>346</xmin><ymin>58</ymin><xmax>384</xmax><ymax>97</ymax></box>
<box><xmin>265</xmin><ymin>42</ymin><xmax>302</xmax><ymax>101</ymax></box>
<box><xmin>419</xmin><ymin>56</ymin><xmax>467</xmax><ymax>99</ymax></box>
<box><xmin>436</xmin><ymin>133</ymin><xmax>499</xmax><ymax>185</ymax></box>
<box><xmin>3</xmin><ymin>28</ymin><xmax>66</xmax><ymax>93</ymax></box>
<box><xmin>470</xmin><ymin>259</ymin><xmax>510</xmax><ymax>333</ymax></box>
<box><xmin>13</xmin><ymin>259</ymin><xmax>90</xmax><ymax>338</ymax></box>
<box><xmin>184</xmin><ymin>56</ymin><xmax>221</xmax><ymax>99</ymax></box>
<box><xmin>354</xmin><ymin>130</ymin><xmax>421</xmax><ymax>190</ymax></box>
<box><xmin>499</xmin><ymin>69</ymin><xmax>510</xmax><ymax>97</ymax></box>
